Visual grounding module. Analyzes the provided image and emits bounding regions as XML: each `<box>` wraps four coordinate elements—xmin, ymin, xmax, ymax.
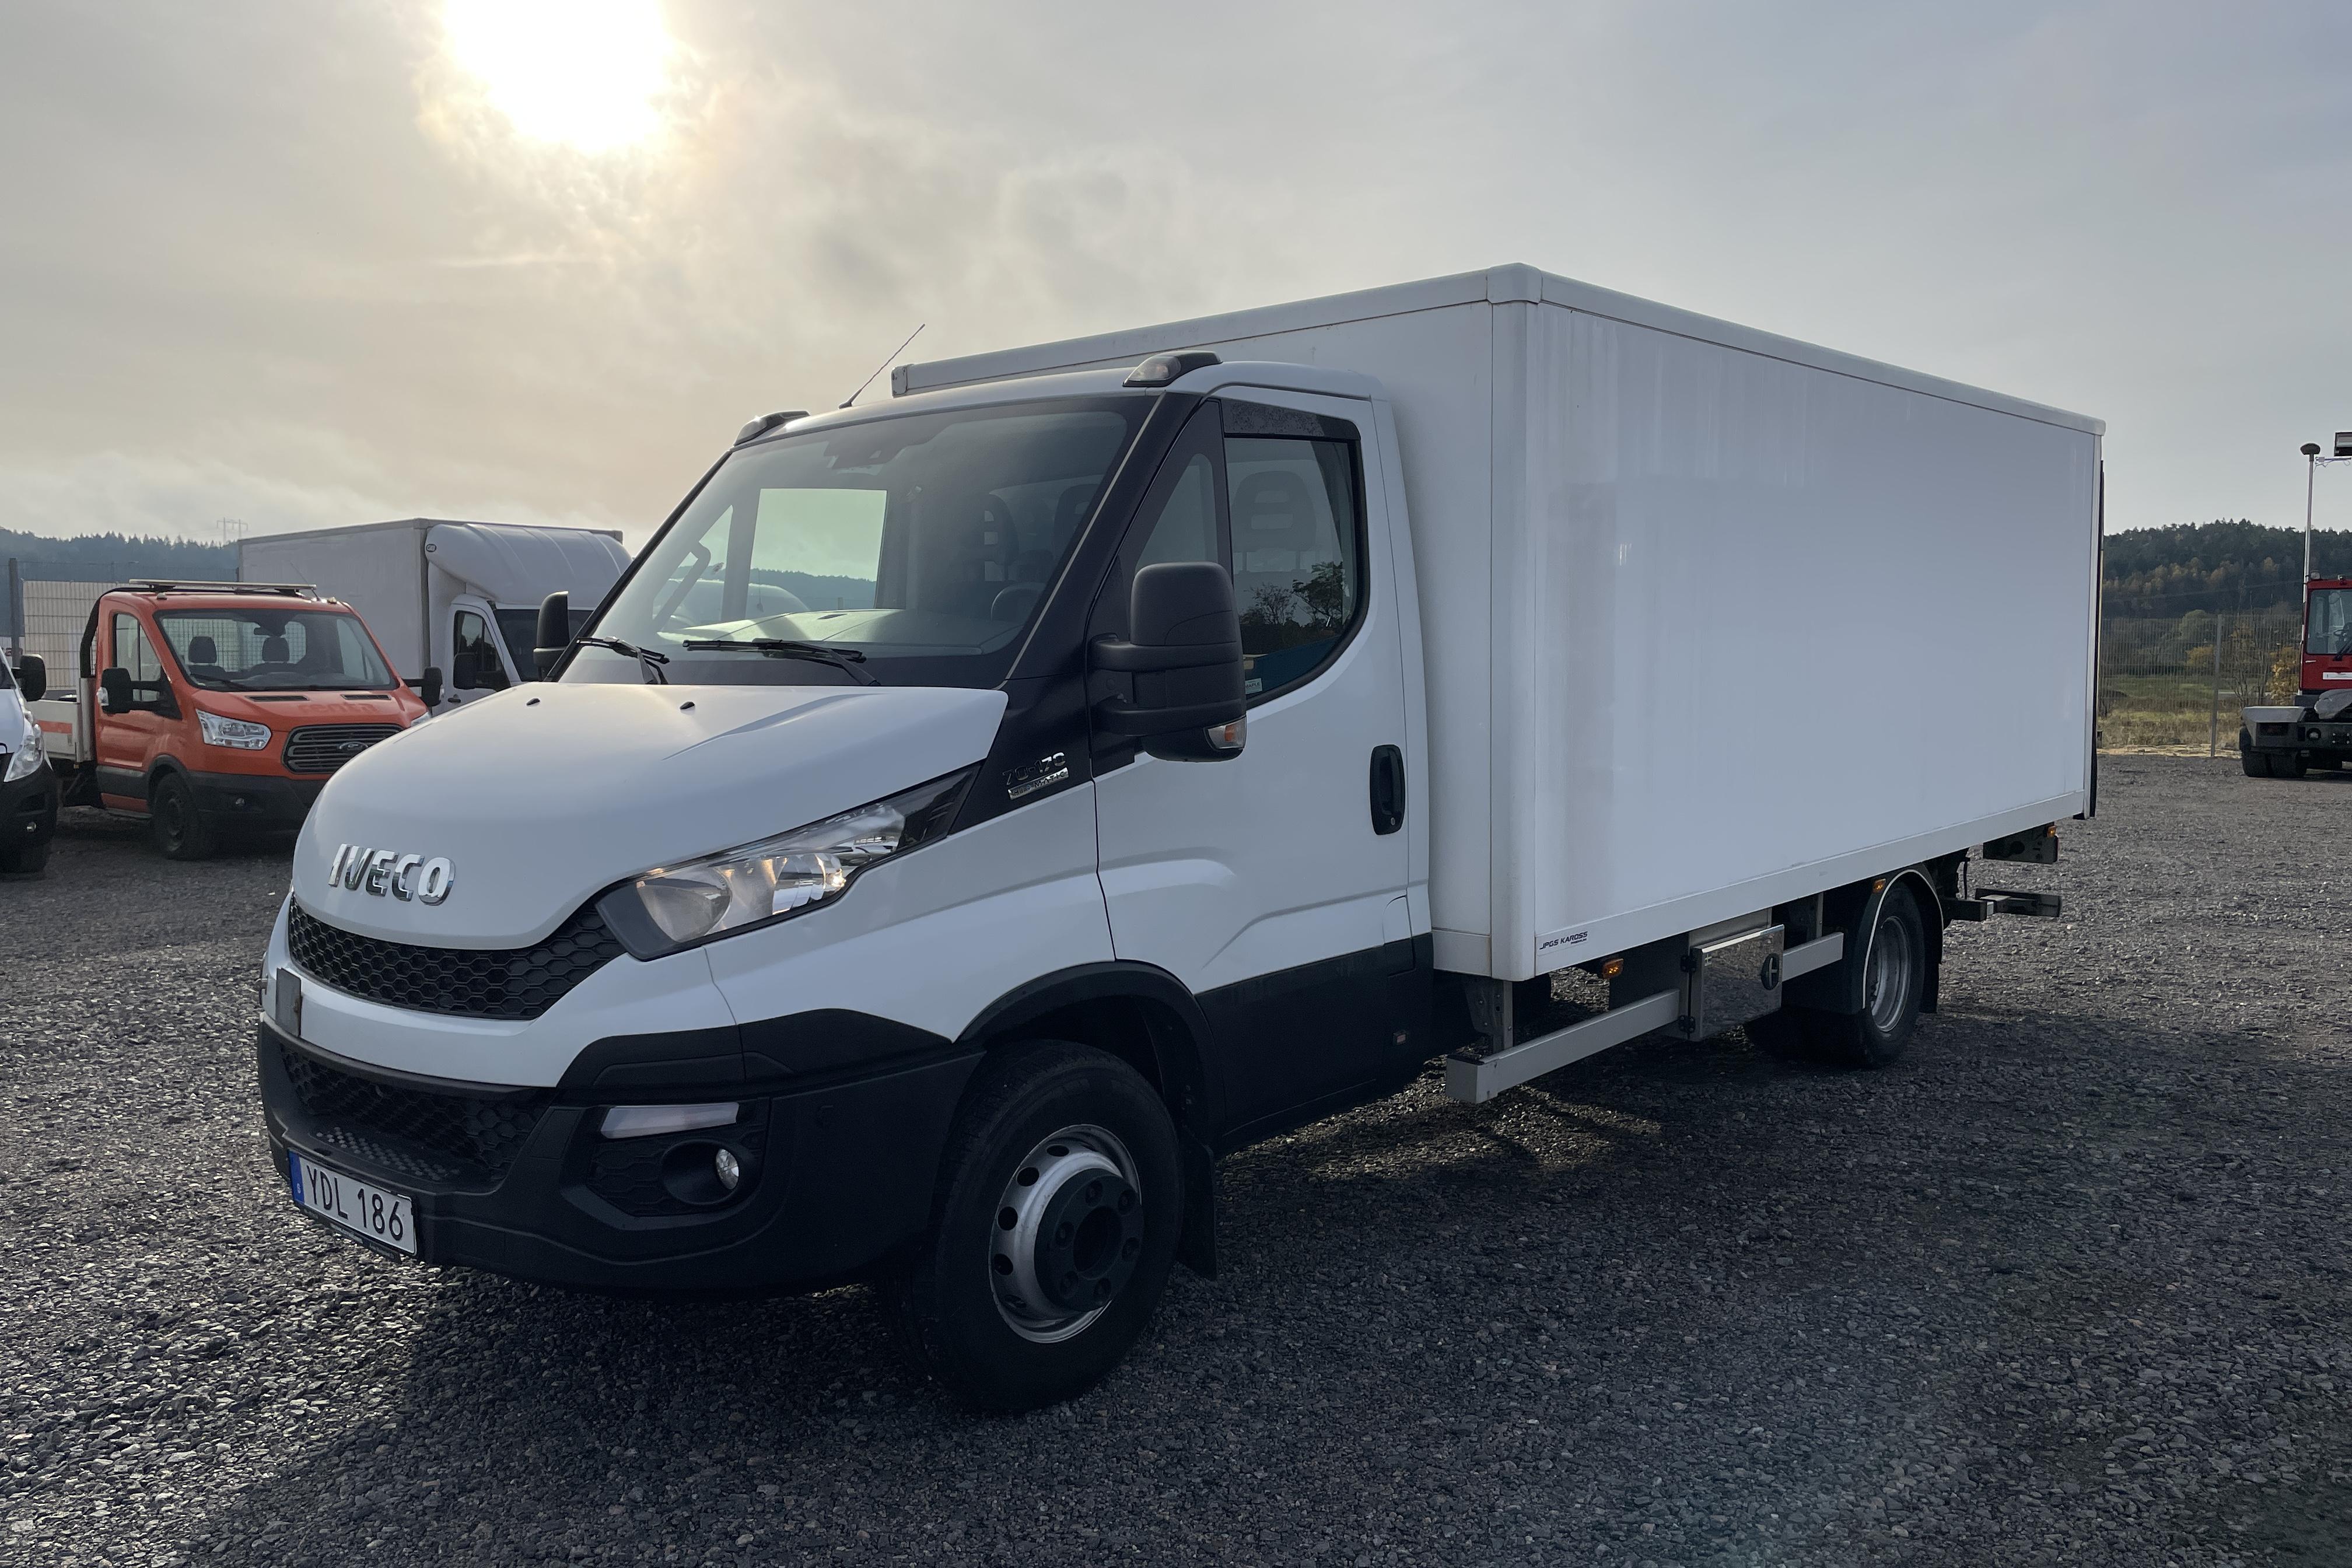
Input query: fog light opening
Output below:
<box><xmin>713</xmin><ymin>1148</ymin><xmax>741</xmax><ymax>1192</ymax></box>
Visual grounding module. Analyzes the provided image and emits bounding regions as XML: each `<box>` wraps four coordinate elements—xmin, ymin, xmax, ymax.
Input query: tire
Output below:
<box><xmin>886</xmin><ymin>1041</ymin><xmax>1183</xmax><ymax>1412</ymax></box>
<box><xmin>2239</xmin><ymin>732</ymin><xmax>2270</xmax><ymax>778</ymax></box>
<box><xmin>0</xmin><ymin>839</ymin><xmax>48</xmax><ymax>874</ymax></box>
<box><xmin>148</xmin><ymin>772</ymin><xmax>219</xmax><ymax>860</ymax></box>
<box><xmin>1803</xmin><ymin>885</ymin><xmax>1928</xmax><ymax>1069</ymax></box>
<box><xmin>2275</xmin><ymin>751</ymin><xmax>2308</xmax><ymax>780</ymax></box>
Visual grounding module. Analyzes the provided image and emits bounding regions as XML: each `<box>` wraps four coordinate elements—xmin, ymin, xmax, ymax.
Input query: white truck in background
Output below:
<box><xmin>238</xmin><ymin>520</ymin><xmax>628</xmax><ymax>712</ymax></box>
<box><xmin>256</xmin><ymin>265</ymin><xmax>2100</xmax><ymax>1410</ymax></box>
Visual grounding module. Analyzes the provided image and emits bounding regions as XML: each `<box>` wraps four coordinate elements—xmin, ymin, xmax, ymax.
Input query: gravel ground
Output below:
<box><xmin>2</xmin><ymin>755</ymin><xmax>2348</xmax><ymax>1568</ymax></box>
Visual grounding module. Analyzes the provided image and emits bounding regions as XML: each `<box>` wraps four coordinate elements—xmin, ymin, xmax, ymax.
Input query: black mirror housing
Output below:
<box><xmin>100</xmin><ymin>666</ymin><xmax>132</xmax><ymax>715</ymax></box>
<box><xmin>13</xmin><ymin>653</ymin><xmax>45</xmax><ymax>704</ymax></box>
<box><xmin>533</xmin><ymin>591</ymin><xmax>569</xmax><ymax>679</ymax></box>
<box><xmin>414</xmin><ymin>666</ymin><xmax>445</xmax><ymax>708</ymax></box>
<box><xmin>1091</xmin><ymin>561</ymin><xmax>1246</xmax><ymax>760</ymax></box>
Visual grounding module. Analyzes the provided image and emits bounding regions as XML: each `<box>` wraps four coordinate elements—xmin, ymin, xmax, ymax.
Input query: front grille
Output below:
<box><xmin>283</xmin><ymin>723</ymin><xmax>401</xmax><ymax>774</ymax></box>
<box><xmin>286</xmin><ymin>902</ymin><xmax>624</xmax><ymax>1020</ymax></box>
<box><xmin>278</xmin><ymin>1040</ymin><xmax>545</xmax><ymax>1184</ymax></box>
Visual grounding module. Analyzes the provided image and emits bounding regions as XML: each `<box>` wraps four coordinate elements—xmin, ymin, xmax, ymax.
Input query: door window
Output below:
<box><xmin>1133</xmin><ymin>453</ymin><xmax>1222</xmax><ymax>569</ymax></box>
<box><xmin>1222</xmin><ymin>428</ymin><xmax>1363</xmax><ymax>700</ymax></box>
<box><xmin>111</xmin><ymin>614</ymin><xmax>171</xmax><ymax>708</ymax></box>
<box><xmin>453</xmin><ymin>611</ymin><xmax>508</xmax><ymax>691</ymax></box>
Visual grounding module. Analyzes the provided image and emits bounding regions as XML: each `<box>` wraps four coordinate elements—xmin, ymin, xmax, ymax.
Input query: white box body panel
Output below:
<box><xmin>240</xmin><ymin>522</ymin><xmax>429</xmax><ymax>676</ymax></box>
<box><xmin>900</xmin><ymin>267</ymin><xmax>2101</xmax><ymax>981</ymax></box>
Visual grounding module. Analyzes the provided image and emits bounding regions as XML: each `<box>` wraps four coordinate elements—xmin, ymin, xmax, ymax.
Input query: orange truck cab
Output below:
<box><xmin>36</xmin><ymin>582</ymin><xmax>430</xmax><ymax>858</ymax></box>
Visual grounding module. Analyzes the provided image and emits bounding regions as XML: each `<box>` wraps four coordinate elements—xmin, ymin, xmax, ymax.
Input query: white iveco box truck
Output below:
<box><xmin>256</xmin><ymin>266</ymin><xmax>2101</xmax><ymax>1409</ymax></box>
<box><xmin>239</xmin><ymin>520</ymin><xmax>628</xmax><ymax>712</ymax></box>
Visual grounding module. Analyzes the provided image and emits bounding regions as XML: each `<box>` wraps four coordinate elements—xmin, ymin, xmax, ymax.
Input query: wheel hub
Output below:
<box><xmin>990</xmin><ymin>1125</ymin><xmax>1143</xmax><ymax>1343</ymax></box>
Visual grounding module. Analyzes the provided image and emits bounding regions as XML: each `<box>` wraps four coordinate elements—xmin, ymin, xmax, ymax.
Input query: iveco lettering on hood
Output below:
<box><xmin>257</xmin><ymin>265</ymin><xmax>2102</xmax><ymax>1410</ymax></box>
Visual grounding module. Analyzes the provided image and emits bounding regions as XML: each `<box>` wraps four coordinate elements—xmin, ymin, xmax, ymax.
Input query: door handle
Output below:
<box><xmin>1368</xmin><ymin>744</ymin><xmax>1405</xmax><ymax>835</ymax></box>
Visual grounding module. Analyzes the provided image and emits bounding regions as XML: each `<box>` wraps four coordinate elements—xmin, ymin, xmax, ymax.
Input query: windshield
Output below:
<box><xmin>155</xmin><ymin>607</ymin><xmax>396</xmax><ymax>691</ymax></box>
<box><xmin>2308</xmin><ymin>589</ymin><xmax>2352</xmax><ymax>657</ymax></box>
<box><xmin>583</xmin><ymin>398</ymin><xmax>1144</xmax><ymax>685</ymax></box>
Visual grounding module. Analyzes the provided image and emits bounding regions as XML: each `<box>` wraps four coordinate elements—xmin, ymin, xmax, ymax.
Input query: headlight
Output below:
<box><xmin>197</xmin><ymin>709</ymin><xmax>272</xmax><ymax>750</ymax></box>
<box><xmin>4</xmin><ymin>716</ymin><xmax>42</xmax><ymax>782</ymax></box>
<box><xmin>596</xmin><ymin>769</ymin><xmax>974</xmax><ymax>958</ymax></box>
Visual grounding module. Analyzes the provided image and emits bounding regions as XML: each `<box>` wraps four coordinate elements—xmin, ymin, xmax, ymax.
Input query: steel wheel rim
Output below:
<box><xmin>988</xmin><ymin>1123</ymin><xmax>1142</xmax><ymax>1345</ymax></box>
<box><xmin>1864</xmin><ymin>912</ymin><xmax>1915</xmax><ymax>1033</ymax></box>
<box><xmin>155</xmin><ymin>785</ymin><xmax>185</xmax><ymax>847</ymax></box>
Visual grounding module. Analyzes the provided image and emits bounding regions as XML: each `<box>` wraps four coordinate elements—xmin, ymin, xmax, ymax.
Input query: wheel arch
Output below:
<box><xmin>956</xmin><ymin>961</ymin><xmax>1220</xmax><ymax>1140</ymax></box>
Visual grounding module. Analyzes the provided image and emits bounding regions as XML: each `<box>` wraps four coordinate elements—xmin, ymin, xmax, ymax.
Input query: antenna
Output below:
<box><xmin>839</xmin><ymin>323</ymin><xmax>925</xmax><ymax>410</ymax></box>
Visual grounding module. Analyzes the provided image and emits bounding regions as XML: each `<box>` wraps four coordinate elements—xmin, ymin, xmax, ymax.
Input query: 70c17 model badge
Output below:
<box><xmin>327</xmin><ymin>844</ymin><xmax>456</xmax><ymax>905</ymax></box>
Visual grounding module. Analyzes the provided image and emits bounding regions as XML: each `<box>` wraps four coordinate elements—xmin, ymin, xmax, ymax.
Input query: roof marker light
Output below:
<box><xmin>1124</xmin><ymin>351</ymin><xmax>1221</xmax><ymax>388</ymax></box>
<box><xmin>734</xmin><ymin>410</ymin><xmax>808</xmax><ymax>445</ymax></box>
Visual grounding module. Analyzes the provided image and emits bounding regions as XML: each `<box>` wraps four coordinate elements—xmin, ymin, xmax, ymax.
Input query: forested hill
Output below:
<box><xmin>1</xmin><ymin>528</ymin><xmax>235</xmax><ymax>581</ymax></box>
<box><xmin>2103</xmin><ymin>520</ymin><xmax>2352</xmax><ymax>617</ymax></box>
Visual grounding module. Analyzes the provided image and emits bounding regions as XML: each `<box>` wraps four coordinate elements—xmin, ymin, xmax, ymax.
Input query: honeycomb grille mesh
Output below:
<box><xmin>286</xmin><ymin>901</ymin><xmax>622</xmax><ymax>1020</ymax></box>
<box><xmin>278</xmin><ymin>1041</ymin><xmax>546</xmax><ymax>1184</ymax></box>
<box><xmin>282</xmin><ymin>723</ymin><xmax>401</xmax><ymax>774</ymax></box>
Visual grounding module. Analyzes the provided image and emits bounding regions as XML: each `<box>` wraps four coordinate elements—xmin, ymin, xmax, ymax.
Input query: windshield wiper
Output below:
<box><xmin>576</xmin><ymin>635</ymin><xmax>671</xmax><ymax>685</ymax></box>
<box><xmin>681</xmin><ymin>638</ymin><xmax>877</xmax><ymax>687</ymax></box>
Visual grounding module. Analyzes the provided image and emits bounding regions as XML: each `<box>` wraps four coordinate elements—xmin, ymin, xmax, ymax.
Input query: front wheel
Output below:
<box><xmin>0</xmin><ymin>839</ymin><xmax>49</xmax><ymax>874</ymax></box>
<box><xmin>886</xmin><ymin>1042</ymin><xmax>1182</xmax><ymax>1412</ymax></box>
<box><xmin>2239</xmin><ymin>732</ymin><xmax>2271</xmax><ymax>778</ymax></box>
<box><xmin>149</xmin><ymin>772</ymin><xmax>219</xmax><ymax>860</ymax></box>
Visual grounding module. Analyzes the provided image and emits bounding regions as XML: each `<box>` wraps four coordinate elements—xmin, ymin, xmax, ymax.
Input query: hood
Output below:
<box><xmin>295</xmin><ymin>681</ymin><xmax>1008</xmax><ymax>946</ymax></box>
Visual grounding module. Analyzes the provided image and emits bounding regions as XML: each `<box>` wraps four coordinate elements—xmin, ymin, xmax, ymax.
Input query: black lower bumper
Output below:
<box><xmin>257</xmin><ymin>1021</ymin><xmax>979</xmax><ymax>1292</ymax></box>
<box><xmin>191</xmin><ymin>771</ymin><xmax>323</xmax><ymax>831</ymax></box>
<box><xmin>1</xmin><ymin>761</ymin><xmax>58</xmax><ymax>853</ymax></box>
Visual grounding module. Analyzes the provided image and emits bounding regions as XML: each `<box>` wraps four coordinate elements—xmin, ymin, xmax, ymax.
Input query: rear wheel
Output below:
<box><xmin>1803</xmin><ymin>886</ymin><xmax>1927</xmax><ymax>1069</ymax></box>
<box><xmin>149</xmin><ymin>772</ymin><xmax>219</xmax><ymax>860</ymax></box>
<box><xmin>886</xmin><ymin>1041</ymin><xmax>1182</xmax><ymax>1412</ymax></box>
<box><xmin>2238</xmin><ymin>731</ymin><xmax>2270</xmax><ymax>777</ymax></box>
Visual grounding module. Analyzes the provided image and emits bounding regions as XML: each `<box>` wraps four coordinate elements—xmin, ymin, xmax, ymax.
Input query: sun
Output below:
<box><xmin>443</xmin><ymin>0</ymin><xmax>673</xmax><ymax>153</ymax></box>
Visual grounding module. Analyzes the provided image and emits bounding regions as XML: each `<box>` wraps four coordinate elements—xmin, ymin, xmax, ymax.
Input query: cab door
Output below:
<box><xmin>94</xmin><ymin>610</ymin><xmax>177</xmax><ymax>808</ymax></box>
<box><xmin>442</xmin><ymin>601</ymin><xmax>511</xmax><ymax>708</ymax></box>
<box><xmin>1089</xmin><ymin>390</ymin><xmax>1419</xmax><ymax>1142</ymax></box>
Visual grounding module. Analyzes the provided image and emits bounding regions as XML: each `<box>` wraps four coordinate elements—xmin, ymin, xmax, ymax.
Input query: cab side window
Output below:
<box><xmin>452</xmin><ymin>611</ymin><xmax>508</xmax><ymax>691</ymax></box>
<box><xmin>1221</xmin><ymin>410</ymin><xmax>1364</xmax><ymax>701</ymax></box>
<box><xmin>111</xmin><ymin>613</ymin><xmax>170</xmax><ymax>708</ymax></box>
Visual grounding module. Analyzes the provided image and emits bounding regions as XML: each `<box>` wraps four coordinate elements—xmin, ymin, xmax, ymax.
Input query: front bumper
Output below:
<box><xmin>1</xmin><ymin>760</ymin><xmax>58</xmax><ymax>852</ymax></box>
<box><xmin>190</xmin><ymin>770</ymin><xmax>323</xmax><ymax>830</ymax></box>
<box><xmin>258</xmin><ymin>1019</ymin><xmax>980</xmax><ymax>1291</ymax></box>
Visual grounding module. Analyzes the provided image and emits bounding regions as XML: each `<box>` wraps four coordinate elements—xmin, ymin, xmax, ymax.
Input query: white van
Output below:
<box><xmin>257</xmin><ymin>267</ymin><xmax>2100</xmax><ymax>1409</ymax></box>
<box><xmin>1</xmin><ymin>650</ymin><xmax>58</xmax><ymax>873</ymax></box>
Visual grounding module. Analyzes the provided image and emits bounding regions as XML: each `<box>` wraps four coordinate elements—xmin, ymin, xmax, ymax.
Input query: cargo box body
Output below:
<box><xmin>901</xmin><ymin>265</ymin><xmax>2102</xmax><ymax>979</ymax></box>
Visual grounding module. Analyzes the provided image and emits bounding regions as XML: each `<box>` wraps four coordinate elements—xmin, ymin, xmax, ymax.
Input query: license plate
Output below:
<box><xmin>289</xmin><ymin>1152</ymin><xmax>416</xmax><ymax>1256</ymax></box>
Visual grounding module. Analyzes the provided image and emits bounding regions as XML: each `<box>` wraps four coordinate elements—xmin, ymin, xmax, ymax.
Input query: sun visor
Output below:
<box><xmin>424</xmin><ymin>523</ymin><xmax>629</xmax><ymax>608</ymax></box>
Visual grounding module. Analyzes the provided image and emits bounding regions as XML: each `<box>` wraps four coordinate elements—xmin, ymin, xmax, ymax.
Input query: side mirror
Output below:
<box><xmin>100</xmin><ymin>666</ymin><xmax>132</xmax><ymax>715</ymax></box>
<box><xmin>450</xmin><ymin>651</ymin><xmax>482</xmax><ymax>692</ymax></box>
<box><xmin>414</xmin><ymin>666</ymin><xmax>444</xmax><ymax>707</ymax></box>
<box><xmin>1091</xmin><ymin>561</ymin><xmax>1247</xmax><ymax>761</ymax></box>
<box><xmin>13</xmin><ymin>653</ymin><xmax>45</xmax><ymax>704</ymax></box>
<box><xmin>533</xmin><ymin>591</ymin><xmax>570</xmax><ymax>679</ymax></box>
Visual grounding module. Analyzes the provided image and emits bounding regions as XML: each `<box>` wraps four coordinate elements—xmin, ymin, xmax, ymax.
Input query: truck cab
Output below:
<box><xmin>2238</xmin><ymin>577</ymin><xmax>2352</xmax><ymax>778</ymax></box>
<box><xmin>40</xmin><ymin>582</ymin><xmax>428</xmax><ymax>857</ymax></box>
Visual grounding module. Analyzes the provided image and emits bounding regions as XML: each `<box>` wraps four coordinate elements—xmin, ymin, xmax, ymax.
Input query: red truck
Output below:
<box><xmin>2239</xmin><ymin>576</ymin><xmax>2352</xmax><ymax>777</ymax></box>
<box><xmin>30</xmin><ymin>582</ymin><xmax>433</xmax><ymax>856</ymax></box>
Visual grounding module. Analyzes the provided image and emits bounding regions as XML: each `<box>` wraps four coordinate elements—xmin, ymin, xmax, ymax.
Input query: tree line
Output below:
<box><xmin>2102</xmin><ymin>520</ymin><xmax>2351</xmax><ymax>617</ymax></box>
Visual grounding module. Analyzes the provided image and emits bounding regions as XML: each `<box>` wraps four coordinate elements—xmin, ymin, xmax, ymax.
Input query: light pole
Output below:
<box><xmin>2306</xmin><ymin>443</ymin><xmax>2324</xmax><ymax>584</ymax></box>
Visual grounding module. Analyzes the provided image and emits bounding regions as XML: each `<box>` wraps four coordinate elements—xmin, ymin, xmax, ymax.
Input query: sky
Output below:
<box><xmin>2</xmin><ymin>0</ymin><xmax>2349</xmax><ymax>552</ymax></box>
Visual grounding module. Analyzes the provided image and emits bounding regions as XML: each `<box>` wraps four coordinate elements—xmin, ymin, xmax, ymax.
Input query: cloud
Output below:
<box><xmin>0</xmin><ymin>449</ymin><xmax>621</xmax><ymax>548</ymax></box>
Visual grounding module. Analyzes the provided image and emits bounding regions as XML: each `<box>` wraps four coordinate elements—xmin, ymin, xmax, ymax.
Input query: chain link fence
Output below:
<box><xmin>2100</xmin><ymin>589</ymin><xmax>2305</xmax><ymax>752</ymax></box>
